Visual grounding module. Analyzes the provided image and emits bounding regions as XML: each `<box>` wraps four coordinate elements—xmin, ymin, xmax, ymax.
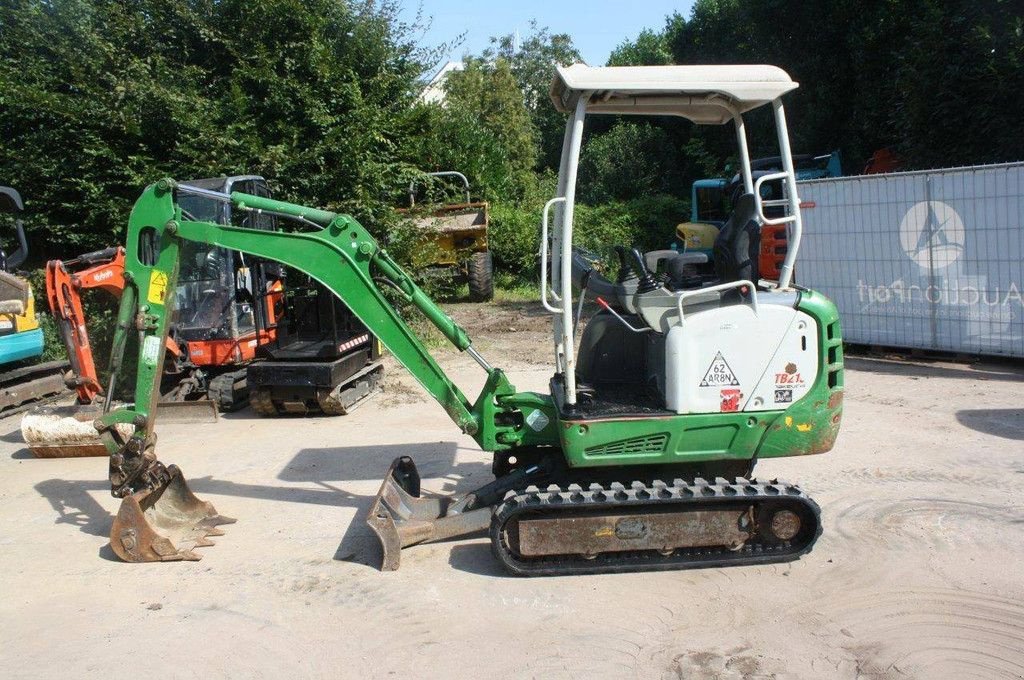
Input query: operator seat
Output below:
<box><xmin>713</xmin><ymin>193</ymin><xmax>760</xmax><ymax>284</ymax></box>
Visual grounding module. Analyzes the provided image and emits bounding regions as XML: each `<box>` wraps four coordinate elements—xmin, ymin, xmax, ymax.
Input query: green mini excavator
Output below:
<box><xmin>96</xmin><ymin>64</ymin><xmax>843</xmax><ymax>575</ymax></box>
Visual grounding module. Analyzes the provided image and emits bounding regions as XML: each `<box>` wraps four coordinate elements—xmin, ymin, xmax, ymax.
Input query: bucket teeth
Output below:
<box><xmin>109</xmin><ymin>465</ymin><xmax>232</xmax><ymax>562</ymax></box>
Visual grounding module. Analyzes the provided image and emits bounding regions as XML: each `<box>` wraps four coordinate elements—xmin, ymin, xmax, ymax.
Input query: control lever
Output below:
<box><xmin>628</xmin><ymin>247</ymin><xmax>659</xmax><ymax>294</ymax></box>
<box><xmin>613</xmin><ymin>246</ymin><xmax>634</xmax><ymax>283</ymax></box>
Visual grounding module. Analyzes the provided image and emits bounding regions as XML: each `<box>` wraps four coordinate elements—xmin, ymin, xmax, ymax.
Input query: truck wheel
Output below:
<box><xmin>467</xmin><ymin>251</ymin><xmax>494</xmax><ymax>302</ymax></box>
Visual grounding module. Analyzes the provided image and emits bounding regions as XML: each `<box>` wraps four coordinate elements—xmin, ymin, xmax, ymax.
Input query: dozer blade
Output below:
<box><xmin>21</xmin><ymin>404</ymin><xmax>133</xmax><ymax>458</ymax></box>
<box><xmin>22</xmin><ymin>400</ymin><xmax>214</xmax><ymax>458</ymax></box>
<box><xmin>156</xmin><ymin>399</ymin><xmax>219</xmax><ymax>423</ymax></box>
<box><xmin>110</xmin><ymin>464</ymin><xmax>235</xmax><ymax>562</ymax></box>
<box><xmin>365</xmin><ymin>456</ymin><xmax>490</xmax><ymax>571</ymax></box>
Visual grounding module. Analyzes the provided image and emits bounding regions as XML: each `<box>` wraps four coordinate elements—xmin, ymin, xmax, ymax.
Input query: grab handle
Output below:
<box><xmin>753</xmin><ymin>172</ymin><xmax>797</xmax><ymax>226</ymax></box>
<box><xmin>675</xmin><ymin>280</ymin><xmax>758</xmax><ymax>327</ymax></box>
<box><xmin>540</xmin><ymin>196</ymin><xmax>566</xmax><ymax>314</ymax></box>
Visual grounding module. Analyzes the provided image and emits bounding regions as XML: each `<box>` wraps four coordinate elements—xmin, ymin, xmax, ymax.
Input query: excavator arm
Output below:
<box><xmin>45</xmin><ymin>246</ymin><xmax>182</xmax><ymax>404</ymax></box>
<box><xmin>97</xmin><ymin>179</ymin><xmax>557</xmax><ymax>561</ymax></box>
<box><xmin>46</xmin><ymin>247</ymin><xmax>125</xmax><ymax>403</ymax></box>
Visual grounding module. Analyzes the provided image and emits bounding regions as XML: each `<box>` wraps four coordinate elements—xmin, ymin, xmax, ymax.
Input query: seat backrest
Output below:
<box><xmin>713</xmin><ymin>193</ymin><xmax>761</xmax><ymax>283</ymax></box>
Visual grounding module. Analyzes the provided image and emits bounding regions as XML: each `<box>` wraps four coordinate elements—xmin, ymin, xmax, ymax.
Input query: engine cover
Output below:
<box><xmin>664</xmin><ymin>302</ymin><xmax>819</xmax><ymax>414</ymax></box>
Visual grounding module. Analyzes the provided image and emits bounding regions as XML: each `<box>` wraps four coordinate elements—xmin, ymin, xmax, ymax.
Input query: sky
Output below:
<box><xmin>399</xmin><ymin>1</ymin><xmax>696</xmax><ymax>69</ymax></box>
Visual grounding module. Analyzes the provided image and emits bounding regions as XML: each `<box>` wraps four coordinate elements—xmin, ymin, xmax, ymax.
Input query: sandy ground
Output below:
<box><xmin>1</xmin><ymin>301</ymin><xmax>1023</xmax><ymax>679</ymax></box>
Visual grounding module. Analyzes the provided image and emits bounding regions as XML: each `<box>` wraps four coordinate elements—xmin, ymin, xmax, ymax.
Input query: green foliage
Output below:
<box><xmin>646</xmin><ymin>0</ymin><xmax>1024</xmax><ymax>170</ymax></box>
<box><xmin>488</xmin><ymin>192</ymin><xmax>688</xmax><ymax>286</ymax></box>
<box><xmin>406</xmin><ymin>104</ymin><xmax>524</xmax><ymax>203</ymax></box>
<box><xmin>0</xmin><ymin>0</ymin><xmax>443</xmax><ymax>256</ymax></box>
<box><xmin>483</xmin><ymin>22</ymin><xmax>582</xmax><ymax>171</ymax></box>
<box><xmin>575</xmin><ymin>195</ymin><xmax>688</xmax><ymax>270</ymax></box>
<box><xmin>578</xmin><ymin>122</ymin><xmax>687</xmax><ymax>203</ymax></box>
<box><xmin>3</xmin><ymin>0</ymin><xmax>1020</xmax><ymax>297</ymax></box>
<box><xmin>489</xmin><ymin>200</ymin><xmax>541</xmax><ymax>278</ymax></box>
<box><xmin>438</xmin><ymin>58</ymin><xmax>537</xmax><ymax>199</ymax></box>
<box><xmin>890</xmin><ymin>0</ymin><xmax>1024</xmax><ymax>168</ymax></box>
<box><xmin>607</xmin><ymin>28</ymin><xmax>673</xmax><ymax>66</ymax></box>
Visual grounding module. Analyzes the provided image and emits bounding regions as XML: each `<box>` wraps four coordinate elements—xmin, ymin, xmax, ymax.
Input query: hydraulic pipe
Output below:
<box><xmin>229</xmin><ymin>192</ymin><xmax>337</xmax><ymax>227</ymax></box>
<box><xmin>173</xmin><ymin>181</ymin><xmax>338</xmax><ymax>227</ymax></box>
<box><xmin>368</xmin><ymin>246</ymin><xmax>473</xmax><ymax>353</ymax></box>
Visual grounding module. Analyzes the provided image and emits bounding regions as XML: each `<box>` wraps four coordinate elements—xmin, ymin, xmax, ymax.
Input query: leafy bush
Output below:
<box><xmin>575</xmin><ymin>194</ymin><xmax>688</xmax><ymax>273</ymax></box>
<box><xmin>0</xmin><ymin>0</ymin><xmax>442</xmax><ymax>257</ymax></box>
<box><xmin>487</xmin><ymin>192</ymin><xmax>688</xmax><ymax>286</ymax></box>
<box><xmin>578</xmin><ymin>122</ymin><xmax>687</xmax><ymax>204</ymax></box>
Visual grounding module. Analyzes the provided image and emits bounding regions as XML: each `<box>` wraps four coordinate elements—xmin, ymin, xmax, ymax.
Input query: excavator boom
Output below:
<box><xmin>98</xmin><ymin>179</ymin><xmax>556</xmax><ymax>561</ymax></box>
<box><xmin>45</xmin><ymin>246</ymin><xmax>127</xmax><ymax>403</ymax></box>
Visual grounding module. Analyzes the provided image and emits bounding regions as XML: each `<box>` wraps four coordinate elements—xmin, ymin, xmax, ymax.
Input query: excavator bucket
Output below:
<box><xmin>110</xmin><ymin>464</ymin><xmax>235</xmax><ymax>562</ymax></box>
<box><xmin>22</xmin><ymin>401</ymin><xmax>217</xmax><ymax>458</ymax></box>
<box><xmin>365</xmin><ymin>456</ymin><xmax>490</xmax><ymax>571</ymax></box>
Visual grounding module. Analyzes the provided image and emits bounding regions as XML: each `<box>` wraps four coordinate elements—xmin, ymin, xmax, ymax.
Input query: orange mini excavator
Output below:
<box><xmin>21</xmin><ymin>240</ymin><xmax>283</xmax><ymax>456</ymax></box>
<box><xmin>21</xmin><ymin>176</ymin><xmax>287</xmax><ymax>456</ymax></box>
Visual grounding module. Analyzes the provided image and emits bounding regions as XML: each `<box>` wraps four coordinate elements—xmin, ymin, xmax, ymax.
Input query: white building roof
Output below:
<box><xmin>419</xmin><ymin>61</ymin><xmax>465</xmax><ymax>105</ymax></box>
<box><xmin>550</xmin><ymin>64</ymin><xmax>798</xmax><ymax>124</ymax></box>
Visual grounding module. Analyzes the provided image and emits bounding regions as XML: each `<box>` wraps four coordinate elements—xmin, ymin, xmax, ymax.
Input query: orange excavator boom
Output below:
<box><xmin>45</xmin><ymin>247</ymin><xmax>124</xmax><ymax>403</ymax></box>
<box><xmin>45</xmin><ymin>247</ymin><xmax>180</xmax><ymax>403</ymax></box>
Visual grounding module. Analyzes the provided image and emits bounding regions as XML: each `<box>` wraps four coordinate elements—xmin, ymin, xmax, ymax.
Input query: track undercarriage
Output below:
<box><xmin>366</xmin><ymin>455</ymin><xmax>821</xmax><ymax>576</ymax></box>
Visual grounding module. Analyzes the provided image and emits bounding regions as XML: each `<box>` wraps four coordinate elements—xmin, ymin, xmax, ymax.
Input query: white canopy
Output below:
<box><xmin>550</xmin><ymin>64</ymin><xmax>798</xmax><ymax>124</ymax></box>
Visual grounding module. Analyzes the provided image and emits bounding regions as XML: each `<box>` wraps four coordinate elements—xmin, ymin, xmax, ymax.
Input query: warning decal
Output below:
<box><xmin>720</xmin><ymin>389</ymin><xmax>742</xmax><ymax>412</ymax></box>
<box><xmin>699</xmin><ymin>351</ymin><xmax>740</xmax><ymax>387</ymax></box>
<box><xmin>141</xmin><ymin>335</ymin><xmax>161</xmax><ymax>367</ymax></box>
<box><xmin>147</xmin><ymin>270</ymin><xmax>169</xmax><ymax>305</ymax></box>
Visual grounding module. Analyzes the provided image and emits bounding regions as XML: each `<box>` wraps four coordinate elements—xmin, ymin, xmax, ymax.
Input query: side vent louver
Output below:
<box><xmin>585</xmin><ymin>433</ymin><xmax>669</xmax><ymax>457</ymax></box>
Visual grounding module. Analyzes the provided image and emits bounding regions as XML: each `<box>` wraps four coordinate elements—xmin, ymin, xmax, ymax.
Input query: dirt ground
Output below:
<box><xmin>1</xmin><ymin>300</ymin><xmax>1023</xmax><ymax>679</ymax></box>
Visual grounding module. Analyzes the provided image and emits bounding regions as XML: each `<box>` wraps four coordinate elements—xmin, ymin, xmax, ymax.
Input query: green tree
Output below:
<box><xmin>608</xmin><ymin>27</ymin><xmax>674</xmax><ymax>66</ymax></box>
<box><xmin>484</xmin><ymin>22</ymin><xmax>582</xmax><ymax>171</ymax></box>
<box><xmin>578</xmin><ymin>121</ymin><xmax>686</xmax><ymax>203</ymax></box>
<box><xmin>891</xmin><ymin>0</ymin><xmax>1024</xmax><ymax>167</ymax></box>
<box><xmin>0</xmin><ymin>0</ymin><xmax>441</xmax><ymax>255</ymax></box>
<box><xmin>440</xmin><ymin>57</ymin><xmax>537</xmax><ymax>199</ymax></box>
<box><xmin>660</xmin><ymin>0</ymin><xmax>1024</xmax><ymax>170</ymax></box>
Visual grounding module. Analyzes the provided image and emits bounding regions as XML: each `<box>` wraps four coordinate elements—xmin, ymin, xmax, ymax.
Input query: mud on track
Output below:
<box><xmin>0</xmin><ymin>302</ymin><xmax>1022</xmax><ymax>679</ymax></box>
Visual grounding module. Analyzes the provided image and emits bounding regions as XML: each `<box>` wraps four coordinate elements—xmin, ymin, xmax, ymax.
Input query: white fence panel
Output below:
<box><xmin>799</xmin><ymin>162</ymin><xmax>1024</xmax><ymax>357</ymax></box>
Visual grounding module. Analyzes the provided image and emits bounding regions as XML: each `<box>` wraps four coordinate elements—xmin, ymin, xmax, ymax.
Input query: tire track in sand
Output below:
<box><xmin>822</xmin><ymin>588</ymin><xmax>1024</xmax><ymax>679</ymax></box>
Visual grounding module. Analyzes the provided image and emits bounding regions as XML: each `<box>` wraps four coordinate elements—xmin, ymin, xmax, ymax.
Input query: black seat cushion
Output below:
<box><xmin>713</xmin><ymin>193</ymin><xmax>761</xmax><ymax>284</ymax></box>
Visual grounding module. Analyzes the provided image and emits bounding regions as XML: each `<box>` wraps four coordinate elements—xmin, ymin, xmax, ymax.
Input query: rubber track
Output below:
<box><xmin>250</xmin><ymin>364</ymin><xmax>383</xmax><ymax>416</ymax></box>
<box><xmin>207</xmin><ymin>369</ymin><xmax>248</xmax><ymax>412</ymax></box>
<box><xmin>490</xmin><ymin>477</ymin><xmax>822</xmax><ymax>576</ymax></box>
<box><xmin>0</xmin><ymin>361</ymin><xmax>69</xmax><ymax>416</ymax></box>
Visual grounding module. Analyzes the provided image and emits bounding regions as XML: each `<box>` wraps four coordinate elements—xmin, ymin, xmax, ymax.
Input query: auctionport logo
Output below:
<box><xmin>898</xmin><ymin>200</ymin><xmax>965</xmax><ymax>270</ymax></box>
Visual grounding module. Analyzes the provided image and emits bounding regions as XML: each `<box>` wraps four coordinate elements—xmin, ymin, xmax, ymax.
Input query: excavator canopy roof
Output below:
<box><xmin>549</xmin><ymin>64</ymin><xmax>798</xmax><ymax>124</ymax></box>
